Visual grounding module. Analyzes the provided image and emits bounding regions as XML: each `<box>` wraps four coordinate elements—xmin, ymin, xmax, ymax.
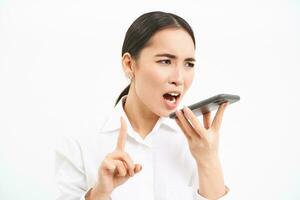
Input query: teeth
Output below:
<box><xmin>168</xmin><ymin>92</ymin><xmax>180</xmax><ymax>97</ymax></box>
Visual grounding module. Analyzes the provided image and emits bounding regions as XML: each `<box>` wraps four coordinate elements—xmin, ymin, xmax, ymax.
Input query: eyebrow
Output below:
<box><xmin>154</xmin><ymin>53</ymin><xmax>196</xmax><ymax>62</ymax></box>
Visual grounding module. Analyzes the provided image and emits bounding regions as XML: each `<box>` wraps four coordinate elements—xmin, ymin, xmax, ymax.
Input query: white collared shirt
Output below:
<box><xmin>55</xmin><ymin>95</ymin><xmax>230</xmax><ymax>200</ymax></box>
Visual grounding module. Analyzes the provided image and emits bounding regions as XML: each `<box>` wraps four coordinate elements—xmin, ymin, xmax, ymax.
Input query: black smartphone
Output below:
<box><xmin>169</xmin><ymin>94</ymin><xmax>240</xmax><ymax>119</ymax></box>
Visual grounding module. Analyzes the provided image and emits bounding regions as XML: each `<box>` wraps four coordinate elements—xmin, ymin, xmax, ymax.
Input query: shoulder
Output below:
<box><xmin>54</xmin><ymin>132</ymin><xmax>117</xmax><ymax>171</ymax></box>
<box><xmin>55</xmin><ymin>132</ymin><xmax>116</xmax><ymax>153</ymax></box>
<box><xmin>54</xmin><ymin>135</ymin><xmax>85</xmax><ymax>165</ymax></box>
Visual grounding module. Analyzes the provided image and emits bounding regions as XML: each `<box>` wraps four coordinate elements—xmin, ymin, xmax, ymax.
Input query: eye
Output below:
<box><xmin>185</xmin><ymin>62</ymin><xmax>195</xmax><ymax>68</ymax></box>
<box><xmin>158</xmin><ymin>60</ymin><xmax>171</xmax><ymax>65</ymax></box>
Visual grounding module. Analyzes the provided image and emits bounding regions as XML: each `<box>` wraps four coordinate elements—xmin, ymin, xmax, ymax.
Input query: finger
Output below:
<box><xmin>102</xmin><ymin>158</ymin><xmax>117</xmax><ymax>174</ymax></box>
<box><xmin>203</xmin><ymin>112</ymin><xmax>211</xmax><ymax>129</ymax></box>
<box><xmin>114</xmin><ymin>160</ymin><xmax>128</xmax><ymax>177</ymax></box>
<box><xmin>134</xmin><ymin>164</ymin><xmax>142</xmax><ymax>174</ymax></box>
<box><xmin>212</xmin><ymin>102</ymin><xmax>228</xmax><ymax>132</ymax></box>
<box><xmin>175</xmin><ymin>117</ymin><xmax>191</xmax><ymax>140</ymax></box>
<box><xmin>182</xmin><ymin>106</ymin><xmax>206</xmax><ymax>138</ymax></box>
<box><xmin>116</xmin><ymin>116</ymin><xmax>127</xmax><ymax>151</ymax></box>
<box><xmin>107</xmin><ymin>151</ymin><xmax>135</xmax><ymax>176</ymax></box>
<box><xmin>175</xmin><ymin>110</ymin><xmax>195</xmax><ymax>139</ymax></box>
<box><xmin>118</xmin><ymin>152</ymin><xmax>135</xmax><ymax>177</ymax></box>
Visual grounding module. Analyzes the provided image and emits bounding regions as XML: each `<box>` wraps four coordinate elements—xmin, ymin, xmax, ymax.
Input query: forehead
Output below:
<box><xmin>141</xmin><ymin>28</ymin><xmax>195</xmax><ymax>58</ymax></box>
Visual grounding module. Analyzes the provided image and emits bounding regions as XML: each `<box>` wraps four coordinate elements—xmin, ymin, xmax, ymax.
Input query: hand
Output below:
<box><xmin>93</xmin><ymin>116</ymin><xmax>142</xmax><ymax>197</ymax></box>
<box><xmin>175</xmin><ymin>103</ymin><xmax>228</xmax><ymax>168</ymax></box>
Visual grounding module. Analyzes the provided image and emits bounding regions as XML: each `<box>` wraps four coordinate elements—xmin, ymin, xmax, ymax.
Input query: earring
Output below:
<box><xmin>127</xmin><ymin>74</ymin><xmax>132</xmax><ymax>81</ymax></box>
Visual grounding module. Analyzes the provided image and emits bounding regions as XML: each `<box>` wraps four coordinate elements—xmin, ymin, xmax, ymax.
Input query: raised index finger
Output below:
<box><xmin>116</xmin><ymin>116</ymin><xmax>127</xmax><ymax>151</ymax></box>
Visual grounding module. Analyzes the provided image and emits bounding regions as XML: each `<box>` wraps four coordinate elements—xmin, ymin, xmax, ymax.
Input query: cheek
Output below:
<box><xmin>135</xmin><ymin>66</ymin><xmax>166</xmax><ymax>98</ymax></box>
<box><xmin>140</xmin><ymin>67</ymin><xmax>166</xmax><ymax>88</ymax></box>
<box><xmin>184</xmin><ymin>71</ymin><xmax>195</xmax><ymax>90</ymax></box>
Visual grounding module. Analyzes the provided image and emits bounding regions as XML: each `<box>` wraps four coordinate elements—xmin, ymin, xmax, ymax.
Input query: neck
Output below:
<box><xmin>123</xmin><ymin>86</ymin><xmax>159</xmax><ymax>139</ymax></box>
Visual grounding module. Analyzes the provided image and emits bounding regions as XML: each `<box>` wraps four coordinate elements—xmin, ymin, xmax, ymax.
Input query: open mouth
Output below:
<box><xmin>163</xmin><ymin>92</ymin><xmax>181</xmax><ymax>108</ymax></box>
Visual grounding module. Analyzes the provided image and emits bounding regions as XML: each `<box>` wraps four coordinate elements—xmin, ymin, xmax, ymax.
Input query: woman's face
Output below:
<box><xmin>133</xmin><ymin>28</ymin><xmax>195</xmax><ymax>117</ymax></box>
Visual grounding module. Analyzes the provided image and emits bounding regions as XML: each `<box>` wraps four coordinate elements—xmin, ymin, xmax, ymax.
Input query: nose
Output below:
<box><xmin>168</xmin><ymin>65</ymin><xmax>184</xmax><ymax>86</ymax></box>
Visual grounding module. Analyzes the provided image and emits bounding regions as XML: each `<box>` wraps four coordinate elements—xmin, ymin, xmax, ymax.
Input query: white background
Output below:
<box><xmin>0</xmin><ymin>0</ymin><xmax>299</xmax><ymax>199</ymax></box>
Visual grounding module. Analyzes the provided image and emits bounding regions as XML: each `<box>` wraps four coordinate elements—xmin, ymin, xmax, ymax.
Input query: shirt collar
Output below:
<box><xmin>99</xmin><ymin>95</ymin><xmax>179</xmax><ymax>133</ymax></box>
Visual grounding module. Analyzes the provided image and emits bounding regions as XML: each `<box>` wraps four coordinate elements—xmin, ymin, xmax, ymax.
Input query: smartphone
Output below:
<box><xmin>169</xmin><ymin>94</ymin><xmax>240</xmax><ymax>119</ymax></box>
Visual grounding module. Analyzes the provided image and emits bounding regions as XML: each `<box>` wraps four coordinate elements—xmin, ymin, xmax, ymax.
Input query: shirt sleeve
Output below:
<box><xmin>55</xmin><ymin>136</ymin><xmax>89</xmax><ymax>200</ymax></box>
<box><xmin>194</xmin><ymin>186</ymin><xmax>230</xmax><ymax>200</ymax></box>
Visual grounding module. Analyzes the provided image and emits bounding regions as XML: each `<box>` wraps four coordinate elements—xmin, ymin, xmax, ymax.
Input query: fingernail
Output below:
<box><xmin>183</xmin><ymin>106</ymin><xmax>189</xmax><ymax>117</ymax></box>
<box><xmin>184</xmin><ymin>105</ymin><xmax>191</xmax><ymax>112</ymax></box>
<box><xmin>183</xmin><ymin>105</ymin><xmax>187</xmax><ymax>112</ymax></box>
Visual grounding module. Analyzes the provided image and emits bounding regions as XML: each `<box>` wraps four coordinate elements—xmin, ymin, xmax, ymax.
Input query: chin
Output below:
<box><xmin>160</xmin><ymin>113</ymin><xmax>170</xmax><ymax>118</ymax></box>
<box><xmin>151</xmin><ymin>97</ymin><xmax>180</xmax><ymax>118</ymax></box>
<box><xmin>157</xmin><ymin>109</ymin><xmax>175</xmax><ymax>118</ymax></box>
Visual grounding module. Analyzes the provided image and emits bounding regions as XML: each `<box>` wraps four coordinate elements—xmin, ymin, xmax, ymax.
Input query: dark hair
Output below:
<box><xmin>115</xmin><ymin>11</ymin><xmax>196</xmax><ymax>106</ymax></box>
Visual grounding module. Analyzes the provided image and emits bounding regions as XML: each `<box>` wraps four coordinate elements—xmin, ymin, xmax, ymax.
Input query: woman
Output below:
<box><xmin>55</xmin><ymin>11</ymin><xmax>230</xmax><ymax>200</ymax></box>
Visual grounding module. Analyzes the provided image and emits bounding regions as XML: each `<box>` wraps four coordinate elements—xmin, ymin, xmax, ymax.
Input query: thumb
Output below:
<box><xmin>133</xmin><ymin>164</ymin><xmax>142</xmax><ymax>174</ymax></box>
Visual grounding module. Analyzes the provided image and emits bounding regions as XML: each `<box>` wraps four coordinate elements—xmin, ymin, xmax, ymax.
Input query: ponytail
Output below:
<box><xmin>115</xmin><ymin>84</ymin><xmax>130</xmax><ymax>107</ymax></box>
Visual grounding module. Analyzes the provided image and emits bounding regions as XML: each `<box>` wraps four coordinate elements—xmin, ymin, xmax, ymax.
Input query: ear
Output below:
<box><xmin>121</xmin><ymin>52</ymin><xmax>136</xmax><ymax>78</ymax></box>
